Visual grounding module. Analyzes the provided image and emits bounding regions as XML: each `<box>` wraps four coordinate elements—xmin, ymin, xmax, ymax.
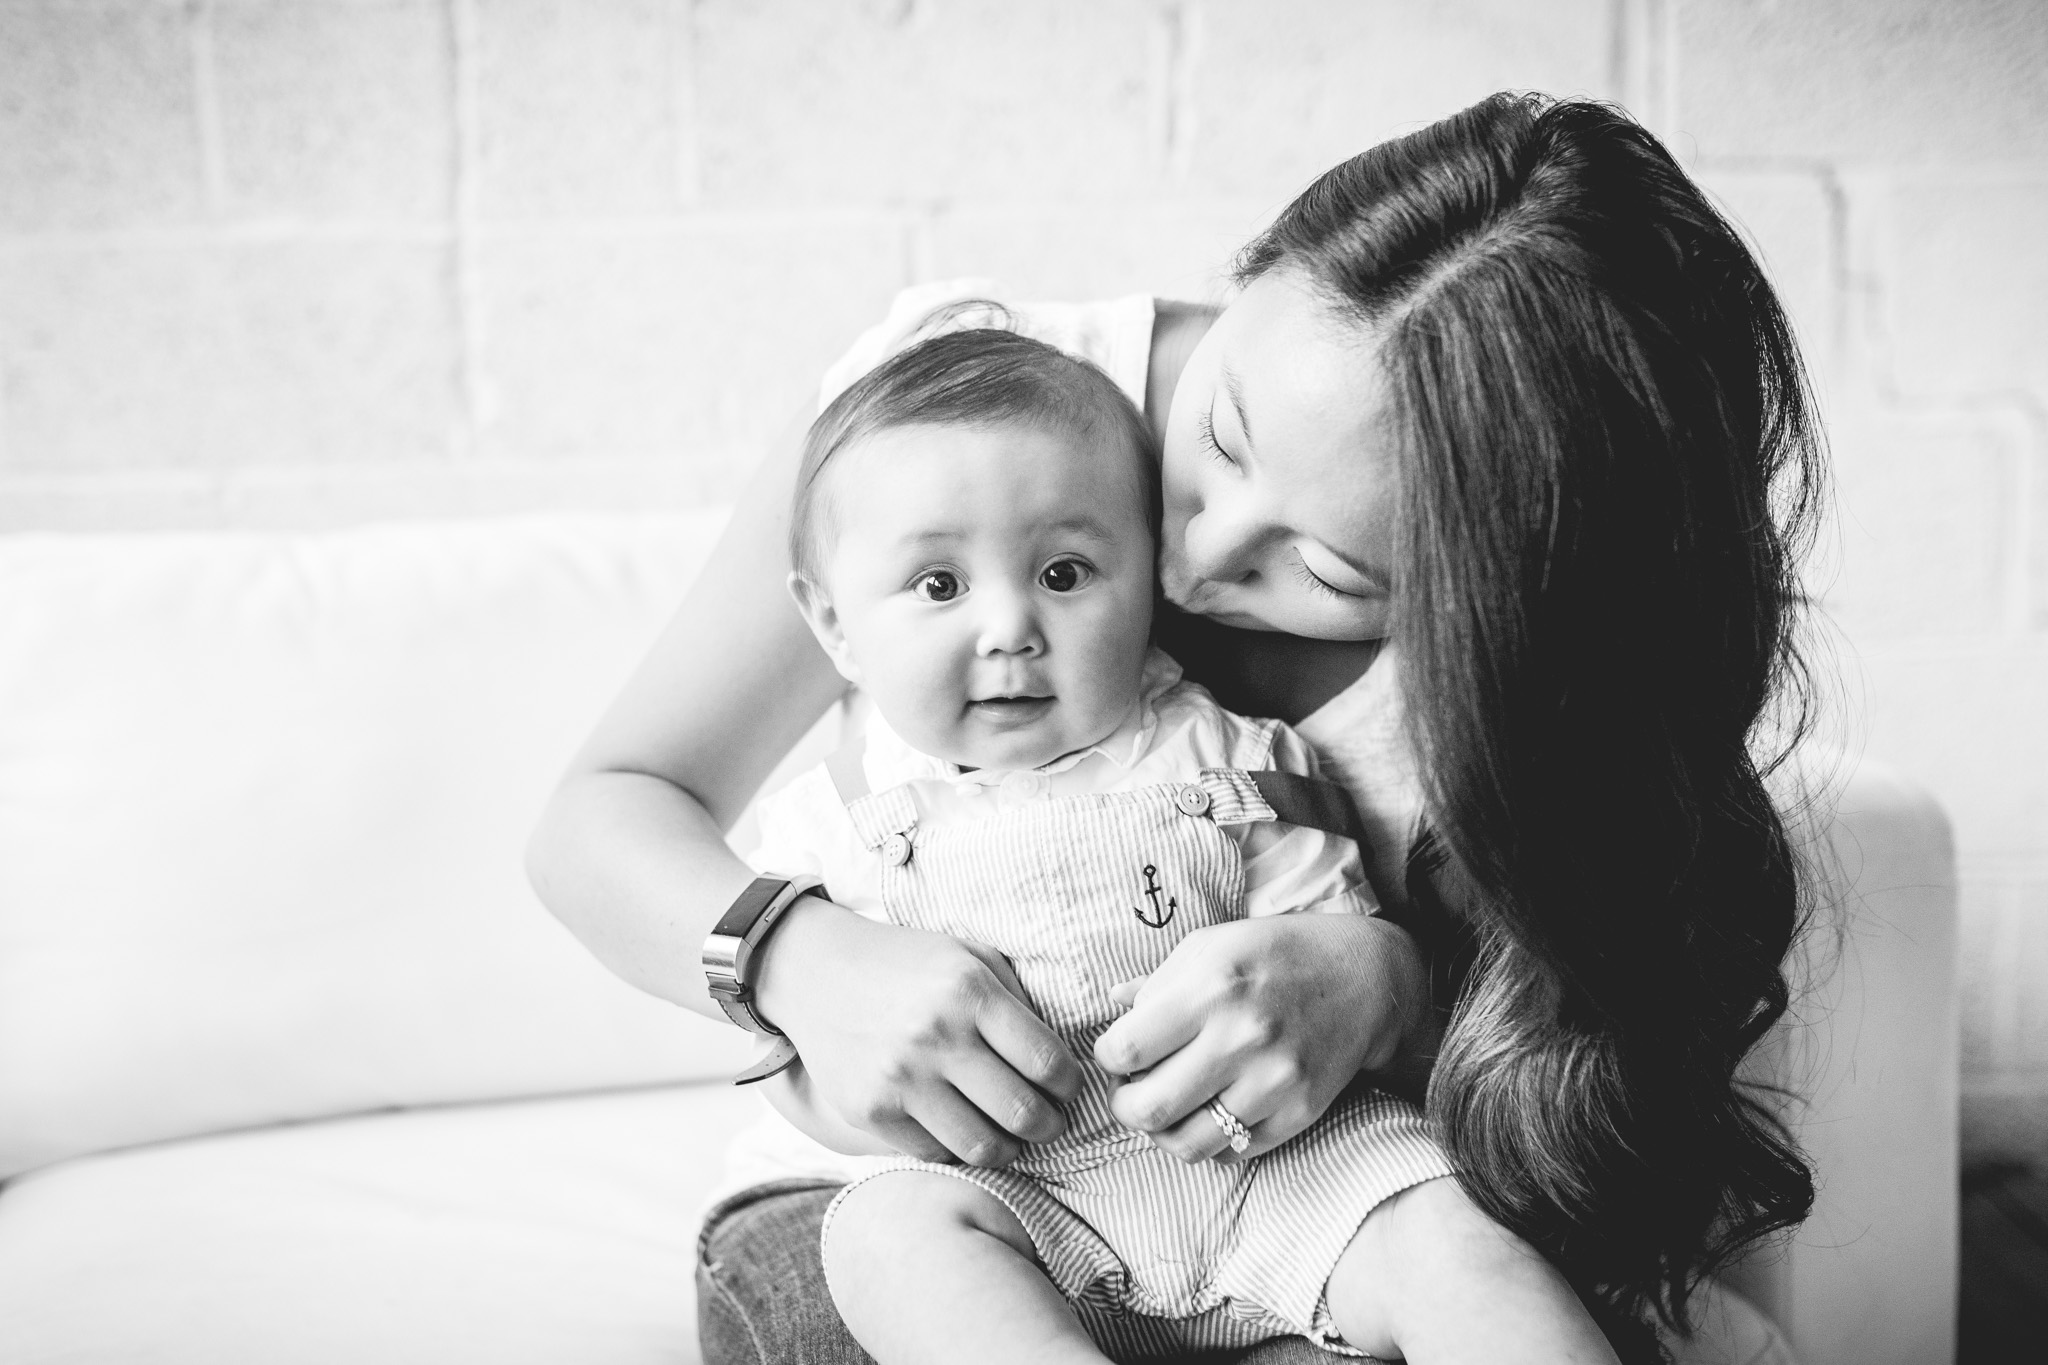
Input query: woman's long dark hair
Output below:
<box><xmin>1240</xmin><ymin>94</ymin><xmax>1822</xmax><ymax>1359</ymax></box>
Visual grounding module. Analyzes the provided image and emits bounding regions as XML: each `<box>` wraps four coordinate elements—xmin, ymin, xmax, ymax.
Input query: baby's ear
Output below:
<box><xmin>787</xmin><ymin>572</ymin><xmax>862</xmax><ymax>686</ymax></box>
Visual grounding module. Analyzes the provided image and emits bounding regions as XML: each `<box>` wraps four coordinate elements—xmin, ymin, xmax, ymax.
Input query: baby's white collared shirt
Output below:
<box><xmin>750</xmin><ymin>648</ymin><xmax>1375</xmax><ymax>928</ymax></box>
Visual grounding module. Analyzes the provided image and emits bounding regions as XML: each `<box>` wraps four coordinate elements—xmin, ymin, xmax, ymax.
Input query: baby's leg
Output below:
<box><xmin>823</xmin><ymin>1171</ymin><xmax>1111</xmax><ymax>1365</ymax></box>
<box><xmin>1323</xmin><ymin>1177</ymin><xmax>1621</xmax><ymax>1365</ymax></box>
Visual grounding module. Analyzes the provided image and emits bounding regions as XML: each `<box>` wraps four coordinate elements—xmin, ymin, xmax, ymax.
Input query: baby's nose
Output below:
<box><xmin>975</xmin><ymin>587</ymin><xmax>1044</xmax><ymax>656</ymax></box>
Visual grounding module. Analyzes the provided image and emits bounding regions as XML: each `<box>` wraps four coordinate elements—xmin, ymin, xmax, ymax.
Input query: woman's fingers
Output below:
<box><xmin>960</xmin><ymin>941</ymin><xmax>1087</xmax><ymax>1109</ymax></box>
<box><xmin>901</xmin><ymin>1083</ymin><xmax>1026</xmax><ymax>1169</ymax></box>
<box><xmin>1109</xmin><ymin>1033</ymin><xmax>1310</xmax><ymax>1159</ymax></box>
<box><xmin>754</xmin><ymin>911</ymin><xmax>1078</xmax><ymax>1162</ymax></box>
<box><xmin>864</xmin><ymin>1112</ymin><xmax>964</xmax><ymax>1166</ymax></box>
<box><xmin>1092</xmin><ymin>966</ymin><xmax>1206</xmax><ymax>1077</ymax></box>
<box><xmin>1150</xmin><ymin>1100</ymin><xmax>1239</xmax><ymax>1164</ymax></box>
<box><xmin>1105</xmin><ymin>1022</ymin><xmax>1239</xmax><ymax>1134</ymax></box>
<box><xmin>1143</xmin><ymin>1071</ymin><xmax>1307</xmax><ymax>1164</ymax></box>
<box><xmin>1092</xmin><ymin>916</ymin><xmax>1425</xmax><ymax>1164</ymax></box>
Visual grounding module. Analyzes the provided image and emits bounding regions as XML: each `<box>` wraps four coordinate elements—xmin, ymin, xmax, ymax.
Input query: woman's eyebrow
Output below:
<box><xmin>1221</xmin><ymin>364</ymin><xmax>1255</xmax><ymax>452</ymax></box>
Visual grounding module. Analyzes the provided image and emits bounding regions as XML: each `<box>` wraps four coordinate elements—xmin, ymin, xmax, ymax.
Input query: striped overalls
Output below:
<box><xmin>819</xmin><ymin>760</ymin><xmax>1449</xmax><ymax>1359</ymax></box>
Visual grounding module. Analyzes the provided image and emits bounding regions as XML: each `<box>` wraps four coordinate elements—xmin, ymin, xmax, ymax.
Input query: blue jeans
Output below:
<box><xmin>695</xmin><ymin>1180</ymin><xmax>1344</xmax><ymax>1364</ymax></box>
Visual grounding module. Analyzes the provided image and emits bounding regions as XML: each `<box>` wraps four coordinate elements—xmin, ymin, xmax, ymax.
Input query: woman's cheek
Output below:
<box><xmin>1264</xmin><ymin>587</ymin><xmax>1392</xmax><ymax>643</ymax></box>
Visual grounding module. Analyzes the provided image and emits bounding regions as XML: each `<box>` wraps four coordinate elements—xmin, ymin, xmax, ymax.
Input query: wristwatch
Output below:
<box><xmin>702</xmin><ymin>874</ymin><xmax>823</xmax><ymax>1085</ymax></box>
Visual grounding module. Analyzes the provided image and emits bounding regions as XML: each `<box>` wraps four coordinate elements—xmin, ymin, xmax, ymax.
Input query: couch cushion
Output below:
<box><xmin>0</xmin><ymin>514</ymin><xmax>771</xmax><ymax>1178</ymax></box>
<box><xmin>0</xmin><ymin>1083</ymin><xmax>761</xmax><ymax>1365</ymax></box>
<box><xmin>0</xmin><ymin>1083</ymin><xmax>1795</xmax><ymax>1365</ymax></box>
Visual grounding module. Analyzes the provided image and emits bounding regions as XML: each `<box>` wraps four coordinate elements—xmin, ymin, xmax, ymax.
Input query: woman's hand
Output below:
<box><xmin>1093</xmin><ymin>912</ymin><xmax>1428</xmax><ymax>1163</ymax></box>
<box><xmin>753</xmin><ymin>897</ymin><xmax>1087</xmax><ymax>1168</ymax></box>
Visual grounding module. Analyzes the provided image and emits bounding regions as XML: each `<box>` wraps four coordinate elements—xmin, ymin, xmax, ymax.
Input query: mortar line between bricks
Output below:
<box><xmin>2002</xmin><ymin>394</ymin><xmax>2048</xmax><ymax>636</ymax></box>
<box><xmin>1162</xmin><ymin>1</ymin><xmax>1200</xmax><ymax>181</ymax></box>
<box><xmin>1853</xmin><ymin>638</ymin><xmax>2048</xmax><ymax>666</ymax></box>
<box><xmin>1606</xmin><ymin>0</ymin><xmax>1630</xmax><ymax>111</ymax></box>
<box><xmin>1855</xmin><ymin>387</ymin><xmax>2047</xmax><ymax>641</ymax></box>
<box><xmin>1957</xmin><ymin>863</ymin><xmax>2048</xmax><ymax>888</ymax></box>
<box><xmin>448</xmin><ymin>0</ymin><xmax>486</xmax><ymax>463</ymax></box>
<box><xmin>1614</xmin><ymin>0</ymin><xmax>1648</xmax><ymax>130</ymax></box>
<box><xmin>1810</xmin><ymin>164</ymin><xmax>1852</xmax><ymax>370</ymax></box>
<box><xmin>0</xmin><ymin>200</ymin><xmax>1282</xmax><ymax>252</ymax></box>
<box><xmin>905</xmin><ymin>211</ymin><xmax>936</xmax><ymax>285</ymax></box>
<box><xmin>0</xmin><ymin>224</ymin><xmax>461</xmax><ymax>252</ymax></box>
<box><xmin>674</xmin><ymin>0</ymin><xmax>702</xmax><ymax>205</ymax></box>
<box><xmin>0</xmin><ymin>457</ymin><xmax>754</xmax><ymax>495</ymax></box>
<box><xmin>1648</xmin><ymin>0</ymin><xmax>1678</xmax><ymax>146</ymax></box>
<box><xmin>189</xmin><ymin>0</ymin><xmax>228</xmax><ymax>218</ymax></box>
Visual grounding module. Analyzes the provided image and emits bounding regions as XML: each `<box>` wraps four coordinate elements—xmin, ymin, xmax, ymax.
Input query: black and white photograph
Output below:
<box><xmin>0</xmin><ymin>2</ymin><xmax>2039</xmax><ymax>1362</ymax></box>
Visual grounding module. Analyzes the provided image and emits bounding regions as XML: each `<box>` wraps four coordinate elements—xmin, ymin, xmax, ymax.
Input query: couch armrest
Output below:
<box><xmin>1725</xmin><ymin>758</ymin><xmax>1959</xmax><ymax>1365</ymax></box>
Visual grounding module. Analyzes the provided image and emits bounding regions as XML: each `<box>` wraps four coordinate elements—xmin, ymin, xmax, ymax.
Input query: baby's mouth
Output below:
<box><xmin>968</xmin><ymin>694</ymin><xmax>1054</xmax><ymax>725</ymax></box>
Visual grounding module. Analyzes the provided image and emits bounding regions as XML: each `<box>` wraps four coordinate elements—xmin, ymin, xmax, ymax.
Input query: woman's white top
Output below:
<box><xmin>816</xmin><ymin>279</ymin><xmax>1156</xmax><ymax>415</ymax></box>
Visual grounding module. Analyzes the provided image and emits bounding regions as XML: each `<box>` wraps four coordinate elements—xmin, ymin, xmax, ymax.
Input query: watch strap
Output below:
<box><xmin>703</xmin><ymin>874</ymin><xmax>823</xmax><ymax>1037</ymax></box>
<box><xmin>733</xmin><ymin>1036</ymin><xmax>800</xmax><ymax>1086</ymax></box>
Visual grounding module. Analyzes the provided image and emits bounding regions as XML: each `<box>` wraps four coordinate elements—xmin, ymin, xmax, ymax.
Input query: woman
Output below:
<box><xmin>526</xmin><ymin>93</ymin><xmax>1821</xmax><ymax>1363</ymax></box>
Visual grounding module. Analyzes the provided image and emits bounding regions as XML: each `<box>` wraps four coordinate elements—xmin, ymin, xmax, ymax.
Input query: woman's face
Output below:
<box><xmin>1159</xmin><ymin>269</ymin><xmax>1398</xmax><ymax>643</ymax></box>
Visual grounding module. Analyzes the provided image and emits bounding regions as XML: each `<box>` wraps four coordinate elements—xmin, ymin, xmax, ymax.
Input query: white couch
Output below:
<box><xmin>0</xmin><ymin>514</ymin><xmax>1958</xmax><ymax>1365</ymax></box>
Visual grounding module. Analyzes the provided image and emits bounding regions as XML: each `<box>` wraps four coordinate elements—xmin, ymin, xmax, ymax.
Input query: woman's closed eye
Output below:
<box><xmin>1289</xmin><ymin>550</ymin><xmax>1349</xmax><ymax>600</ymax></box>
<box><xmin>1290</xmin><ymin>548</ymin><xmax>1382</xmax><ymax>601</ymax></box>
<box><xmin>1197</xmin><ymin>406</ymin><xmax>1237</xmax><ymax>469</ymax></box>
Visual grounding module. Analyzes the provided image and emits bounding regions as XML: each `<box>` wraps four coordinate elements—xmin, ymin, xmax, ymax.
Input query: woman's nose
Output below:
<box><xmin>975</xmin><ymin>585</ymin><xmax>1044</xmax><ymax>657</ymax></box>
<box><xmin>1179</xmin><ymin>502</ymin><xmax>1265</xmax><ymax>586</ymax></box>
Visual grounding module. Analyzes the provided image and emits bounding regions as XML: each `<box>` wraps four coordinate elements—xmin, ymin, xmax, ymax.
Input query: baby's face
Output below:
<box><xmin>799</xmin><ymin>420</ymin><xmax>1156</xmax><ymax>772</ymax></box>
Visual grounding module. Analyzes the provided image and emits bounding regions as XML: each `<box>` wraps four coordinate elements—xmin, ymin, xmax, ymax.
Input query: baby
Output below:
<box><xmin>748</xmin><ymin>326</ymin><xmax>1610</xmax><ymax>1363</ymax></box>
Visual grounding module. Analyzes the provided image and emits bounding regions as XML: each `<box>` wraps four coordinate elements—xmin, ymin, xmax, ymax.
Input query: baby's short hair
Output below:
<box><xmin>789</xmin><ymin>324</ymin><xmax>1159</xmax><ymax>582</ymax></box>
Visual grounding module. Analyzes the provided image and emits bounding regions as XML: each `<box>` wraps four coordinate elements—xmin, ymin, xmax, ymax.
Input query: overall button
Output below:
<box><xmin>1174</xmin><ymin>784</ymin><xmax>1212</xmax><ymax>816</ymax></box>
<box><xmin>881</xmin><ymin>832</ymin><xmax>913</xmax><ymax>866</ymax></box>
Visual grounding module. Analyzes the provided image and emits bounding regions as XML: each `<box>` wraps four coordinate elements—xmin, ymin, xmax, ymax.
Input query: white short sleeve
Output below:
<box><xmin>818</xmin><ymin>280</ymin><xmax>1155</xmax><ymax>414</ymax></box>
<box><xmin>1239</xmin><ymin>724</ymin><xmax>1380</xmax><ymax>919</ymax></box>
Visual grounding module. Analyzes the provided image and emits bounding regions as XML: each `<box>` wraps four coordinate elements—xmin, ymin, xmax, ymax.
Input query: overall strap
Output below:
<box><xmin>1245</xmin><ymin>770</ymin><xmax>1369</xmax><ymax>847</ymax></box>
<box><xmin>821</xmin><ymin>734</ymin><xmax>918</xmax><ymax>853</ymax></box>
<box><xmin>822</xmin><ymin>734</ymin><xmax>870</xmax><ymax>804</ymax></box>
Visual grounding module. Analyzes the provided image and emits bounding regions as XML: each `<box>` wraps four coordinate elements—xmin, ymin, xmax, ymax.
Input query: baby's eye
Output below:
<box><xmin>913</xmin><ymin>570</ymin><xmax>963</xmax><ymax>602</ymax></box>
<box><xmin>1039</xmin><ymin>559</ymin><xmax>1092</xmax><ymax>593</ymax></box>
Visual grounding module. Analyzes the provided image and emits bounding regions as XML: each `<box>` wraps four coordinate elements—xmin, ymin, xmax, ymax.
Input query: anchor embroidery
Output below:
<box><xmin>1132</xmin><ymin>864</ymin><xmax>1177</xmax><ymax>929</ymax></box>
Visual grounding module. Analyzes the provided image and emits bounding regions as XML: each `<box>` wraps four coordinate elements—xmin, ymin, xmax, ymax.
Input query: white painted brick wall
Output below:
<box><xmin>0</xmin><ymin>0</ymin><xmax>2042</xmax><ymax>1161</ymax></box>
<box><xmin>1185</xmin><ymin>0</ymin><xmax>1619</xmax><ymax>198</ymax></box>
<box><xmin>0</xmin><ymin>2</ymin><xmax>203</xmax><ymax>230</ymax></box>
<box><xmin>694</xmin><ymin>0</ymin><xmax>1161</xmax><ymax>205</ymax></box>
<box><xmin>211</xmin><ymin>0</ymin><xmax>456</xmax><ymax>222</ymax></box>
<box><xmin>474</xmin><ymin>0</ymin><xmax>693</xmax><ymax>220</ymax></box>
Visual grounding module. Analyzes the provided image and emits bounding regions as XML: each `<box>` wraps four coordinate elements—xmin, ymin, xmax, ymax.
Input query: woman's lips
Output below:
<box><xmin>968</xmin><ymin>696</ymin><xmax>1054</xmax><ymax>726</ymax></box>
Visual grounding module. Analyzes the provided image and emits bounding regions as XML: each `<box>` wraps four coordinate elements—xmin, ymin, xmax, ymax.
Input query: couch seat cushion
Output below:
<box><xmin>0</xmin><ymin>513</ymin><xmax>766</xmax><ymax>1178</ymax></box>
<box><xmin>0</xmin><ymin>1083</ymin><xmax>761</xmax><ymax>1365</ymax></box>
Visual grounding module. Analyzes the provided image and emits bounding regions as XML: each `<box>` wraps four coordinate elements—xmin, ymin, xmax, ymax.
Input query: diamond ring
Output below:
<box><xmin>1207</xmin><ymin>1098</ymin><xmax>1252</xmax><ymax>1154</ymax></box>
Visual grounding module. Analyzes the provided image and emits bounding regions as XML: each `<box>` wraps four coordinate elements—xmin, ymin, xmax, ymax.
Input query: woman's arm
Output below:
<box><xmin>525</xmin><ymin>408</ymin><xmax>1083</xmax><ymax>1166</ymax></box>
<box><xmin>526</xmin><ymin>406</ymin><xmax>843</xmax><ymax>1014</ymax></box>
